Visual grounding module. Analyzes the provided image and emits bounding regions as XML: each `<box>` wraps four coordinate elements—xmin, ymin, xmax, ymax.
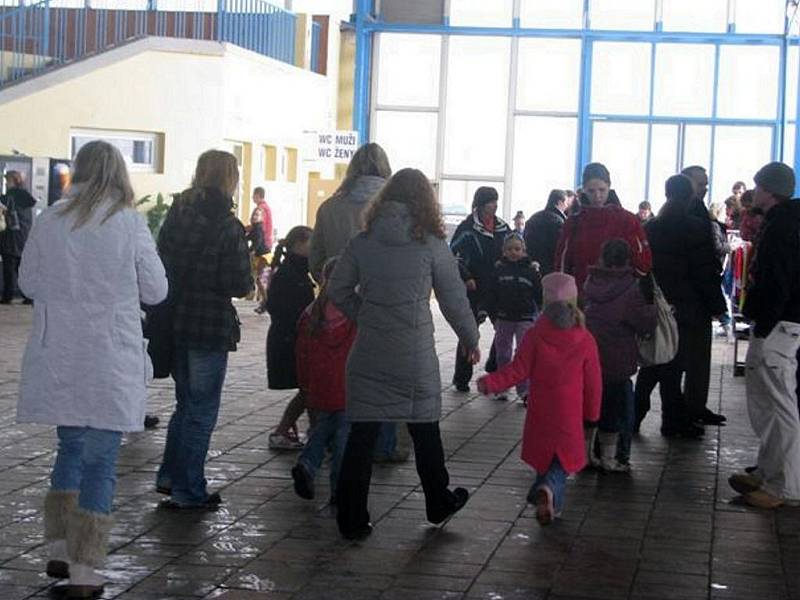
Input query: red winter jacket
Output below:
<box><xmin>295</xmin><ymin>302</ymin><xmax>356</xmax><ymax>412</ymax></box>
<box><xmin>480</xmin><ymin>316</ymin><xmax>602</xmax><ymax>474</ymax></box>
<box><xmin>252</xmin><ymin>199</ymin><xmax>274</xmax><ymax>250</ymax></box>
<box><xmin>555</xmin><ymin>205</ymin><xmax>651</xmax><ymax>293</ymax></box>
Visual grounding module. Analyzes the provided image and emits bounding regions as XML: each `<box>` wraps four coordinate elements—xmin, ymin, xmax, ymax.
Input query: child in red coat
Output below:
<box><xmin>291</xmin><ymin>258</ymin><xmax>356</xmax><ymax>504</ymax></box>
<box><xmin>478</xmin><ymin>273</ymin><xmax>602</xmax><ymax>525</ymax></box>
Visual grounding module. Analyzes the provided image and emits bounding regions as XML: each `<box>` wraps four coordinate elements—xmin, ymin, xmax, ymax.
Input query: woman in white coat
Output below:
<box><xmin>16</xmin><ymin>141</ymin><xmax>167</xmax><ymax>598</ymax></box>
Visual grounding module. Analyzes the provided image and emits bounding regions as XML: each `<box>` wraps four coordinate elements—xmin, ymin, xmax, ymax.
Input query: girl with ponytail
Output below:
<box><xmin>266</xmin><ymin>225</ymin><xmax>315</xmax><ymax>449</ymax></box>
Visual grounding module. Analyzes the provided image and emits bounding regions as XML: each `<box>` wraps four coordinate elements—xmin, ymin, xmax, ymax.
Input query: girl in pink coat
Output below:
<box><xmin>478</xmin><ymin>273</ymin><xmax>602</xmax><ymax>525</ymax></box>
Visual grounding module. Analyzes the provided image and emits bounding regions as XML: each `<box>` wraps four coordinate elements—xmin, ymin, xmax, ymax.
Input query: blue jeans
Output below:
<box><xmin>51</xmin><ymin>427</ymin><xmax>123</xmax><ymax>514</ymax></box>
<box><xmin>157</xmin><ymin>347</ymin><xmax>228</xmax><ymax>505</ymax></box>
<box><xmin>599</xmin><ymin>380</ymin><xmax>634</xmax><ymax>464</ymax></box>
<box><xmin>529</xmin><ymin>458</ymin><xmax>567</xmax><ymax>514</ymax></box>
<box><xmin>297</xmin><ymin>410</ymin><xmax>350</xmax><ymax>497</ymax></box>
<box><xmin>374</xmin><ymin>422</ymin><xmax>397</xmax><ymax>458</ymax></box>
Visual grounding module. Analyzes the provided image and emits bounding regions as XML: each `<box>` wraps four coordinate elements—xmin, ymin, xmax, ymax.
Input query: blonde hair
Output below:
<box><xmin>192</xmin><ymin>150</ymin><xmax>239</xmax><ymax>197</ymax></box>
<box><xmin>708</xmin><ymin>202</ymin><xmax>726</xmax><ymax>223</ymax></box>
<box><xmin>543</xmin><ymin>300</ymin><xmax>585</xmax><ymax>329</ymax></box>
<box><xmin>332</xmin><ymin>143</ymin><xmax>391</xmax><ymax>200</ymax></box>
<box><xmin>58</xmin><ymin>140</ymin><xmax>135</xmax><ymax>229</ymax></box>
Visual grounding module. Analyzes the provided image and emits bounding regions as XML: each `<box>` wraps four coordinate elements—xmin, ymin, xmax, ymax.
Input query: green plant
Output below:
<box><xmin>136</xmin><ymin>193</ymin><xmax>175</xmax><ymax>239</ymax></box>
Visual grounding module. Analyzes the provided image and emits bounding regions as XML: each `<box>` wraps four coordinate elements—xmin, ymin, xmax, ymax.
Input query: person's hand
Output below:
<box><xmin>467</xmin><ymin>347</ymin><xmax>481</xmax><ymax>365</ymax></box>
<box><xmin>476</xmin><ymin>377</ymin><xmax>489</xmax><ymax>395</ymax></box>
<box><xmin>465</xmin><ymin>279</ymin><xmax>477</xmax><ymax>292</ymax></box>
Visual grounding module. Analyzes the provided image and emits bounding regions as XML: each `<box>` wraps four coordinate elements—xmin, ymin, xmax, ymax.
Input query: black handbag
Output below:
<box><xmin>143</xmin><ymin>299</ymin><xmax>175</xmax><ymax>379</ymax></box>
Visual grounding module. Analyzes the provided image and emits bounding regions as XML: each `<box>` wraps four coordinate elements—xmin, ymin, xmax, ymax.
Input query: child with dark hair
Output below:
<box><xmin>584</xmin><ymin>239</ymin><xmax>656</xmax><ymax>471</ymax></box>
<box><xmin>266</xmin><ymin>225</ymin><xmax>315</xmax><ymax>449</ymax></box>
<box><xmin>487</xmin><ymin>233</ymin><xmax>542</xmax><ymax>404</ymax></box>
<box><xmin>291</xmin><ymin>257</ymin><xmax>356</xmax><ymax>504</ymax></box>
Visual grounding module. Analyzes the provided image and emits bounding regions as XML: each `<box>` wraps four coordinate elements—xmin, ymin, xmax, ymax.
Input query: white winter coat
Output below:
<box><xmin>16</xmin><ymin>199</ymin><xmax>168</xmax><ymax>432</ymax></box>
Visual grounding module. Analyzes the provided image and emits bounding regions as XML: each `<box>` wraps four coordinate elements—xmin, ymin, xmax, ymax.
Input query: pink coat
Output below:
<box><xmin>481</xmin><ymin>316</ymin><xmax>602</xmax><ymax>474</ymax></box>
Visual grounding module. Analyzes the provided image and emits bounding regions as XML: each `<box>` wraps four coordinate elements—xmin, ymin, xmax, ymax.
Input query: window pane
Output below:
<box><xmin>717</xmin><ymin>45</ymin><xmax>779</xmax><ymax>119</ymax></box>
<box><xmin>653</xmin><ymin>44</ymin><xmax>714</xmax><ymax>117</ymax></box>
<box><xmin>683</xmin><ymin>125</ymin><xmax>712</xmax><ymax>171</ymax></box>
<box><xmin>517</xmin><ymin>39</ymin><xmax>581</xmax><ymax>112</ymax></box>
<box><xmin>373</xmin><ymin>111</ymin><xmax>438</xmax><ymax>178</ymax></box>
<box><xmin>735</xmin><ymin>0</ymin><xmax>785</xmax><ymax>34</ymax></box>
<box><xmin>711</xmin><ymin>126</ymin><xmax>773</xmax><ymax>203</ymax></box>
<box><xmin>787</xmin><ymin>47</ymin><xmax>798</xmax><ymax>122</ymax></box>
<box><xmin>590</xmin><ymin>0</ymin><xmax>655</xmax><ymax>31</ymax></box>
<box><xmin>591</xmin><ymin>121</ymin><xmax>648</xmax><ymax>210</ymax></box>
<box><xmin>449</xmin><ymin>0</ymin><xmax>512</xmax><ymax>27</ymax></box>
<box><xmin>512</xmin><ymin>116</ymin><xmax>577</xmax><ymax>215</ymax></box>
<box><xmin>520</xmin><ymin>0</ymin><xmax>583</xmax><ymax>29</ymax></box>
<box><xmin>591</xmin><ymin>42</ymin><xmax>651</xmax><ymax>115</ymax></box>
<box><xmin>443</xmin><ymin>37</ymin><xmax>510</xmax><ymax>176</ymax></box>
<box><xmin>647</xmin><ymin>124</ymin><xmax>679</xmax><ymax>212</ymax></box>
<box><xmin>784</xmin><ymin>125</ymin><xmax>796</xmax><ymax>170</ymax></box>
<box><xmin>376</xmin><ymin>34</ymin><xmax>441</xmax><ymax>107</ymax></box>
<box><xmin>662</xmin><ymin>0</ymin><xmax>728</xmax><ymax>32</ymax></box>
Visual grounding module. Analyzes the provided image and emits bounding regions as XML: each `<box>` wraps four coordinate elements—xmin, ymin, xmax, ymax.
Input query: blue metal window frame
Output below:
<box><xmin>354</xmin><ymin>0</ymin><xmax>800</xmax><ymax>202</ymax></box>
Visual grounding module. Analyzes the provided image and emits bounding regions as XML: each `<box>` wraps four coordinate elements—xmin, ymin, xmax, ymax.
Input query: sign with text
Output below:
<box><xmin>306</xmin><ymin>130</ymin><xmax>360</xmax><ymax>163</ymax></box>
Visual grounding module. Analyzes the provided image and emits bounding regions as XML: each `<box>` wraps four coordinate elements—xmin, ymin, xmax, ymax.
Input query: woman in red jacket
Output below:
<box><xmin>291</xmin><ymin>257</ymin><xmax>356</xmax><ymax>505</ymax></box>
<box><xmin>478</xmin><ymin>273</ymin><xmax>602</xmax><ymax>526</ymax></box>
<box><xmin>555</xmin><ymin>163</ymin><xmax>651</xmax><ymax>294</ymax></box>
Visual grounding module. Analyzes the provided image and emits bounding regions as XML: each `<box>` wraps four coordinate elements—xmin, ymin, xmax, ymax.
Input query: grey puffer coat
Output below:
<box><xmin>328</xmin><ymin>201</ymin><xmax>479</xmax><ymax>422</ymax></box>
<box><xmin>309</xmin><ymin>175</ymin><xmax>386</xmax><ymax>279</ymax></box>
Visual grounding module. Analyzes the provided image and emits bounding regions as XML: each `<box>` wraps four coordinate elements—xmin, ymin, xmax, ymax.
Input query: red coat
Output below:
<box><xmin>555</xmin><ymin>205</ymin><xmax>651</xmax><ymax>292</ymax></box>
<box><xmin>295</xmin><ymin>303</ymin><xmax>356</xmax><ymax>412</ymax></box>
<box><xmin>481</xmin><ymin>316</ymin><xmax>602</xmax><ymax>474</ymax></box>
<box><xmin>252</xmin><ymin>199</ymin><xmax>274</xmax><ymax>249</ymax></box>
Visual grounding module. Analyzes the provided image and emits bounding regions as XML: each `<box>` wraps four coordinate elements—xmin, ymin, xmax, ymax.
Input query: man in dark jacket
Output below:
<box><xmin>729</xmin><ymin>162</ymin><xmax>800</xmax><ymax>509</ymax></box>
<box><xmin>0</xmin><ymin>171</ymin><xmax>36</xmax><ymax>304</ymax></box>
<box><xmin>681</xmin><ymin>165</ymin><xmax>712</xmax><ymax>222</ymax></box>
<box><xmin>523</xmin><ymin>189</ymin><xmax>568</xmax><ymax>276</ymax></box>
<box><xmin>450</xmin><ymin>187</ymin><xmax>510</xmax><ymax>391</ymax></box>
<box><xmin>639</xmin><ymin>174</ymin><xmax>726</xmax><ymax>437</ymax></box>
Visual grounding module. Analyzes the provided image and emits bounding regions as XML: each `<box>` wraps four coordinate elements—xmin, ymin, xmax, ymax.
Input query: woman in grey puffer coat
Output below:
<box><xmin>329</xmin><ymin>168</ymin><xmax>480</xmax><ymax>539</ymax></box>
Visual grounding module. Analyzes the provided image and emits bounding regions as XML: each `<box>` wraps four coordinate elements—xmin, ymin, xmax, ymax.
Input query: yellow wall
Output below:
<box><xmin>0</xmin><ymin>38</ymin><xmax>337</xmax><ymax>237</ymax></box>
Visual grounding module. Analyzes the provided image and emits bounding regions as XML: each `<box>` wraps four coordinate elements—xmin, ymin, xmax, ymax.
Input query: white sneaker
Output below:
<box><xmin>268</xmin><ymin>432</ymin><xmax>304</xmax><ymax>450</ymax></box>
<box><xmin>600</xmin><ymin>457</ymin><xmax>631</xmax><ymax>473</ymax></box>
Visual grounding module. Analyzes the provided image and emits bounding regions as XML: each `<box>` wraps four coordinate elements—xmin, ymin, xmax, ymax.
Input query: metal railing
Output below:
<box><xmin>218</xmin><ymin>0</ymin><xmax>295</xmax><ymax>65</ymax></box>
<box><xmin>310</xmin><ymin>18</ymin><xmax>320</xmax><ymax>73</ymax></box>
<box><xmin>0</xmin><ymin>0</ymin><xmax>297</xmax><ymax>88</ymax></box>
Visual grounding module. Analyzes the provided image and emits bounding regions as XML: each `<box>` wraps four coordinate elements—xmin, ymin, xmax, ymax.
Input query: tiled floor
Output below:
<box><xmin>0</xmin><ymin>300</ymin><xmax>797</xmax><ymax>600</ymax></box>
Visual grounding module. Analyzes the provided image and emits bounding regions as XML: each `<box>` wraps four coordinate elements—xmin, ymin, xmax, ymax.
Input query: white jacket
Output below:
<box><xmin>16</xmin><ymin>199</ymin><xmax>168</xmax><ymax>432</ymax></box>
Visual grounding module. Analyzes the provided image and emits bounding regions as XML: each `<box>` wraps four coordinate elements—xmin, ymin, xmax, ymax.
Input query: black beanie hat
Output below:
<box><xmin>754</xmin><ymin>162</ymin><xmax>795</xmax><ymax>199</ymax></box>
<box><xmin>582</xmin><ymin>162</ymin><xmax>611</xmax><ymax>186</ymax></box>
<box><xmin>473</xmin><ymin>186</ymin><xmax>499</xmax><ymax>210</ymax></box>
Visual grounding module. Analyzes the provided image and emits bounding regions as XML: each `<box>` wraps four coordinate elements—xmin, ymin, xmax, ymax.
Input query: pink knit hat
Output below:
<box><xmin>542</xmin><ymin>272</ymin><xmax>578</xmax><ymax>305</ymax></box>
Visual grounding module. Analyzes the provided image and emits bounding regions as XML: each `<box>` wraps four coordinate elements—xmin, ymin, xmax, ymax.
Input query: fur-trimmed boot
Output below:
<box><xmin>65</xmin><ymin>508</ymin><xmax>113</xmax><ymax>599</ymax></box>
<box><xmin>44</xmin><ymin>489</ymin><xmax>78</xmax><ymax>579</ymax></box>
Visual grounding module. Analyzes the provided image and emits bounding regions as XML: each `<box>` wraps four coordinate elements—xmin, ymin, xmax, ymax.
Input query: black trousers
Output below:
<box><xmin>651</xmin><ymin>319</ymin><xmax>712</xmax><ymax>428</ymax></box>
<box><xmin>679</xmin><ymin>320</ymin><xmax>713</xmax><ymax>418</ymax></box>
<box><xmin>336</xmin><ymin>421</ymin><xmax>457</xmax><ymax>533</ymax></box>
<box><xmin>1</xmin><ymin>254</ymin><xmax>21</xmax><ymax>301</ymax></box>
<box><xmin>634</xmin><ymin>365</ymin><xmax>661</xmax><ymax>427</ymax></box>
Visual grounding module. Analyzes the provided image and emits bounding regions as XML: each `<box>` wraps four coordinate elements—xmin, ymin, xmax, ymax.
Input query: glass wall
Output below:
<box><xmin>369</xmin><ymin>0</ymin><xmax>799</xmax><ymax>218</ymax></box>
